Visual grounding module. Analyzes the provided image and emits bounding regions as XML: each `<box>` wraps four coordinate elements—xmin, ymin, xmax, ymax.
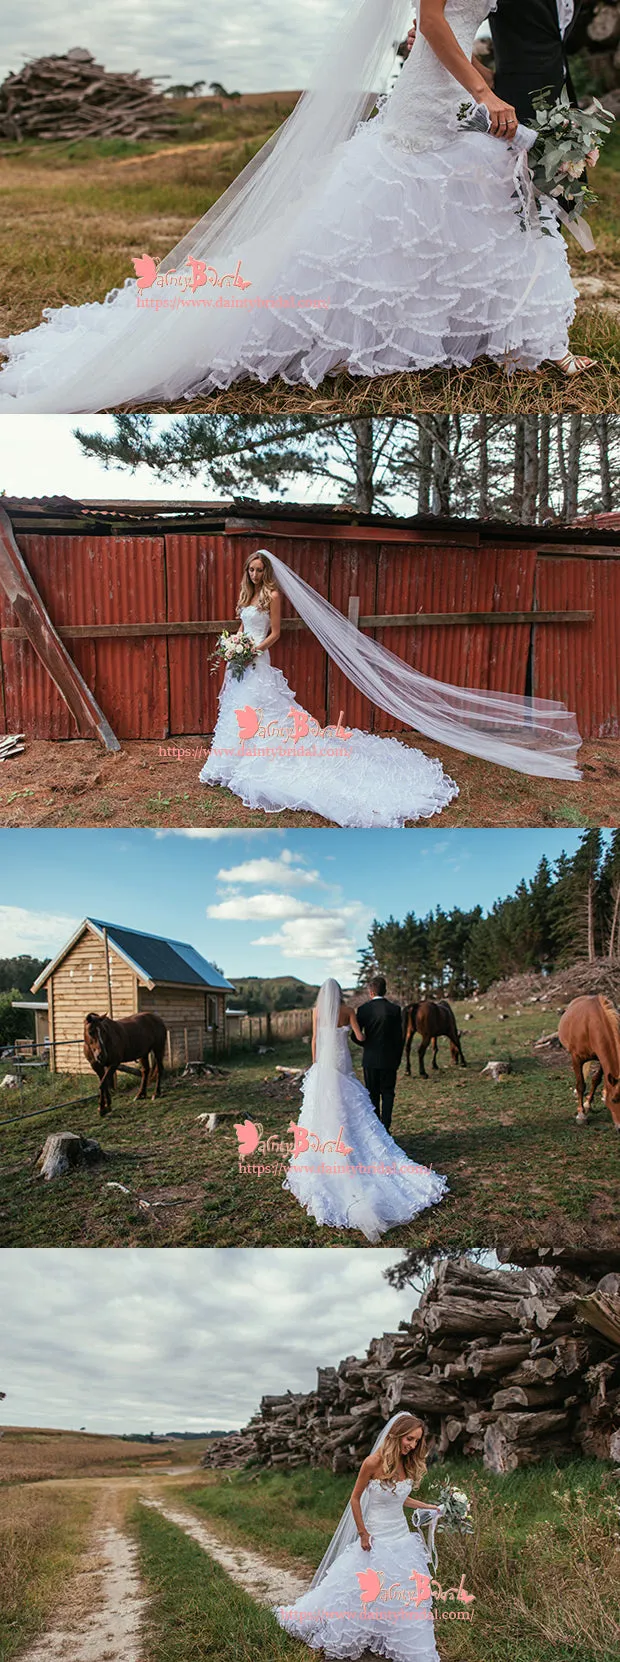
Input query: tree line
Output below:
<box><xmin>73</xmin><ymin>413</ymin><xmax>620</xmax><ymax>522</ymax></box>
<box><xmin>358</xmin><ymin>832</ymin><xmax>620</xmax><ymax>1001</ymax></box>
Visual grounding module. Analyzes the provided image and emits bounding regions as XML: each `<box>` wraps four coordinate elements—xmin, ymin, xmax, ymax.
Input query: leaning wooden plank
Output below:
<box><xmin>0</xmin><ymin>508</ymin><xmax>121</xmax><ymax>752</ymax></box>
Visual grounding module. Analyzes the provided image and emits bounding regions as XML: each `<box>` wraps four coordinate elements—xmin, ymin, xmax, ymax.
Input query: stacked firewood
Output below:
<box><xmin>202</xmin><ymin>1255</ymin><xmax>620</xmax><ymax>1477</ymax></box>
<box><xmin>0</xmin><ymin>48</ymin><xmax>174</xmax><ymax>142</ymax></box>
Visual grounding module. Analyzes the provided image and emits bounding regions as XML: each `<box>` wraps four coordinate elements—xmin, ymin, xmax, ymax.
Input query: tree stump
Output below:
<box><xmin>35</xmin><ymin>1131</ymin><xmax>105</xmax><ymax>1181</ymax></box>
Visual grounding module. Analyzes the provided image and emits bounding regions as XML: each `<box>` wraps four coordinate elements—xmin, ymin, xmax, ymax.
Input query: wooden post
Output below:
<box><xmin>102</xmin><ymin>928</ymin><xmax>114</xmax><ymax>1019</ymax></box>
<box><xmin>0</xmin><ymin>507</ymin><xmax>121</xmax><ymax>752</ymax></box>
<box><xmin>183</xmin><ymin>1027</ymin><xmax>189</xmax><ymax>1064</ymax></box>
<box><xmin>48</xmin><ymin>976</ymin><xmax>56</xmax><ymax>1075</ymax></box>
<box><xmin>347</xmin><ymin>595</ymin><xmax>360</xmax><ymax>629</ymax></box>
<box><xmin>166</xmin><ymin>1030</ymin><xmax>172</xmax><ymax>1069</ymax></box>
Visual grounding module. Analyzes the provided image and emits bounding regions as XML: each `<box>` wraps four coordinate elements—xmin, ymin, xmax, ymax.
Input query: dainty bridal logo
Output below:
<box><xmin>236</xmin><ymin>707</ymin><xmax>351</xmax><ymax>744</ymax></box>
<box><xmin>235</xmin><ymin>1119</ymin><xmax>353</xmax><ymax>1160</ymax></box>
<box><xmin>133</xmin><ymin>255</ymin><xmax>252</xmax><ymax>293</ymax></box>
<box><xmin>357</xmin><ymin>1568</ymin><xmax>475</xmax><ymax>1620</ymax></box>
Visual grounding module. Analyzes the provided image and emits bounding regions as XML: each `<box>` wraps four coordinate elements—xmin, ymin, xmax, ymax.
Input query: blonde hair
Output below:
<box><xmin>237</xmin><ymin>550</ymin><xmax>278</xmax><ymax>614</ymax></box>
<box><xmin>379</xmin><ymin>1414</ymin><xmax>428</xmax><ymax>1490</ymax></box>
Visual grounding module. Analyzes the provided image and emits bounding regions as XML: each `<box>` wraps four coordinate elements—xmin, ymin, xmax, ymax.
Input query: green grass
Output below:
<box><xmin>169</xmin><ymin>1461</ymin><xmax>620</xmax><ymax>1662</ymax></box>
<box><xmin>1</xmin><ymin>1002</ymin><xmax>618</xmax><ymax>1249</ymax></box>
<box><xmin>132</xmin><ymin>1500</ymin><xmax>308</xmax><ymax>1662</ymax></box>
<box><xmin>0</xmin><ymin>1485</ymin><xmax>93</xmax><ymax>1662</ymax></box>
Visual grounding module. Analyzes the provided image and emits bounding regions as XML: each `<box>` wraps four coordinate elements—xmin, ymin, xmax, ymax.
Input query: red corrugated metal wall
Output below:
<box><xmin>534</xmin><ymin>555</ymin><xmax>620</xmax><ymax>739</ymax></box>
<box><xmin>0</xmin><ymin>525</ymin><xmax>616</xmax><ymax>741</ymax></box>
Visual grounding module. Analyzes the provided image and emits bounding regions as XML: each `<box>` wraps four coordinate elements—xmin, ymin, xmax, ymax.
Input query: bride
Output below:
<box><xmin>200</xmin><ymin>551</ymin><xmax>459</xmax><ymax>826</ymax></box>
<box><xmin>0</xmin><ymin>0</ymin><xmax>592</xmax><ymax>412</ymax></box>
<box><xmin>275</xmin><ymin>1412</ymin><xmax>445</xmax><ymax>1660</ymax></box>
<box><xmin>200</xmin><ymin>548</ymin><xmax>582</xmax><ymax>828</ymax></box>
<box><xmin>282</xmin><ymin>979</ymin><xmax>448</xmax><ymax>1241</ymax></box>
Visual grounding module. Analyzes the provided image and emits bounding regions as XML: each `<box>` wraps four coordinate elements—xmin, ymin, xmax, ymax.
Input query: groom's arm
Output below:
<box><xmin>350</xmin><ymin>1002</ymin><xmax>367</xmax><ymax>1046</ymax></box>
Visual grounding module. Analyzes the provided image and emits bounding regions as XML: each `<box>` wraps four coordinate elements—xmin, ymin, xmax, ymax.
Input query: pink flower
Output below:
<box><xmin>585</xmin><ymin>147</ymin><xmax>600</xmax><ymax>168</ymax></box>
<box><xmin>559</xmin><ymin>158</ymin><xmax>585</xmax><ymax>179</ymax></box>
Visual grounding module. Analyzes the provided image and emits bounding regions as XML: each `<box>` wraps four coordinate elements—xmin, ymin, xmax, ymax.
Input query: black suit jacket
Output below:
<box><xmin>353</xmin><ymin>998</ymin><xmax>404</xmax><ymax>1072</ymax></box>
<box><xmin>490</xmin><ymin>0</ymin><xmax>583</xmax><ymax>121</ymax></box>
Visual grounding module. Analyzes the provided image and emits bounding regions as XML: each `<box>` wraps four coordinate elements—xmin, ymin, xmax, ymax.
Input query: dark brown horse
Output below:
<box><xmin>403</xmin><ymin>999</ymin><xmax>467</xmax><ymax>1079</ymax></box>
<box><xmin>558</xmin><ymin>995</ymin><xmax>620</xmax><ymax>1129</ymax></box>
<box><xmin>83</xmin><ymin>1012</ymin><xmax>167</xmax><ymax>1115</ymax></box>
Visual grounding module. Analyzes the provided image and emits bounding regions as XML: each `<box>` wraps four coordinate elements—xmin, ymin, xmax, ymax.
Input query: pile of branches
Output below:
<box><xmin>0</xmin><ymin>48</ymin><xmax>175</xmax><ymax>142</ymax></box>
<box><xmin>202</xmin><ymin>1254</ymin><xmax>620</xmax><ymax>1477</ymax></box>
<box><xmin>482</xmin><ymin>958</ymin><xmax>620</xmax><ymax>1011</ymax></box>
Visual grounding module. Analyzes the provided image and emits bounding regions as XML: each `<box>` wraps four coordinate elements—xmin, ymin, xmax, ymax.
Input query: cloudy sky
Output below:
<box><xmin>0</xmin><ymin>1</ymin><xmax>374</xmax><ymax>96</ymax></box>
<box><xmin>0</xmin><ymin>1246</ymin><xmax>428</xmax><ymax>1433</ymax></box>
<box><xmin>0</xmin><ymin>827</ymin><xmax>585</xmax><ymax>988</ymax></box>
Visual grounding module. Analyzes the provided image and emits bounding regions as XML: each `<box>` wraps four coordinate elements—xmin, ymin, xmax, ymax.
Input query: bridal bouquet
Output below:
<box><xmin>457</xmin><ymin>88</ymin><xmax>614</xmax><ymax>240</ymax></box>
<box><xmin>523</xmin><ymin>87</ymin><xmax>614</xmax><ymax>232</ymax></box>
<box><xmin>211</xmin><ymin>629</ymin><xmax>258</xmax><ymax>682</ymax></box>
<box><xmin>434</xmin><ymin>1480</ymin><xmax>474</xmax><ymax>1536</ymax></box>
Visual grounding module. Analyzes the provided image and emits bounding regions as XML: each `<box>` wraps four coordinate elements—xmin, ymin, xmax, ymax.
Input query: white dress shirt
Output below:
<box><xmin>557</xmin><ymin>0</ymin><xmax>575</xmax><ymax>37</ymax></box>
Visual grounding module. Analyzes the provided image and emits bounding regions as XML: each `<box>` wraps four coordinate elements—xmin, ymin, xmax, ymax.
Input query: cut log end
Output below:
<box><xmin>35</xmin><ymin>1131</ymin><xmax>105</xmax><ymax>1181</ymax></box>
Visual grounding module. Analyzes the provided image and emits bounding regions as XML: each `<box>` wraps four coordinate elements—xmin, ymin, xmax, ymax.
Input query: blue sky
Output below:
<box><xmin>0</xmin><ymin>828</ymin><xmax>587</xmax><ymax>988</ymax></box>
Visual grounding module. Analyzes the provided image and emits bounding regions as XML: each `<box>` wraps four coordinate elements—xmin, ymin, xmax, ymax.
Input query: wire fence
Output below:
<box><xmin>0</xmin><ymin>1009</ymin><xmax>313</xmax><ymax>1127</ymax></box>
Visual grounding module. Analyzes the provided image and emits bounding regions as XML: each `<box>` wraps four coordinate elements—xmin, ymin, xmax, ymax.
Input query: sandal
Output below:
<box><xmin>553</xmin><ymin>352</ymin><xmax>598</xmax><ymax>377</ymax></box>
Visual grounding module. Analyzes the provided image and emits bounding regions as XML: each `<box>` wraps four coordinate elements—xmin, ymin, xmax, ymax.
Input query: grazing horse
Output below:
<box><xmin>403</xmin><ymin>999</ymin><xmax>467</xmax><ymax>1079</ymax></box>
<box><xmin>83</xmin><ymin>1012</ymin><xmax>167</xmax><ymax>1116</ymax></box>
<box><xmin>558</xmin><ymin>995</ymin><xmax>620</xmax><ymax>1129</ymax></box>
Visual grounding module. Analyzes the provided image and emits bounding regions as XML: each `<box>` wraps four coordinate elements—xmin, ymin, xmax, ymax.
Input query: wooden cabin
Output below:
<box><xmin>31</xmin><ymin>917</ymin><xmax>235</xmax><ymax>1072</ymax></box>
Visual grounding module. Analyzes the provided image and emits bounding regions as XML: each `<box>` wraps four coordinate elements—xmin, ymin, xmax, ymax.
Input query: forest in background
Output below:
<box><xmin>359</xmin><ymin>830</ymin><xmax>620</xmax><ymax>1000</ymax></box>
<box><xmin>73</xmin><ymin>413</ymin><xmax>620</xmax><ymax>520</ymax></box>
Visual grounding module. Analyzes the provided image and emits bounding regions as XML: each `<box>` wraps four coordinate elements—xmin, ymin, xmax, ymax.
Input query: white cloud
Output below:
<box><xmin>0</xmin><ymin>906</ymin><xmax>79</xmax><ymax>959</ymax></box>
<box><xmin>251</xmin><ymin>902</ymin><xmax>369</xmax><ymax>982</ymax></box>
<box><xmin>0</xmin><ymin>1246</ymin><xmax>418</xmax><ymax>1434</ymax></box>
<box><xmin>0</xmin><ymin>2</ymin><xmax>354</xmax><ymax>96</ymax></box>
<box><xmin>215</xmin><ymin>855</ymin><xmax>320</xmax><ymax>888</ymax></box>
<box><xmin>207</xmin><ymin>892</ymin><xmax>318</xmax><ymax>920</ymax></box>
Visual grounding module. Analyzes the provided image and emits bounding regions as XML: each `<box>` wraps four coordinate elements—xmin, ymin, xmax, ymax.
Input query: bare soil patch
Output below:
<box><xmin>0</xmin><ymin>734</ymin><xmax>617</xmax><ymax>828</ymax></box>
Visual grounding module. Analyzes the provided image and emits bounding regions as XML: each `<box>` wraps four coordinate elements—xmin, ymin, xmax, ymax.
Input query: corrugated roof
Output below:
<box><xmin>2</xmin><ymin>495</ymin><xmax>620</xmax><ymax>546</ymax></box>
<box><xmin>31</xmin><ymin>918</ymin><xmax>234</xmax><ymax>993</ymax></box>
<box><xmin>88</xmin><ymin>919</ymin><xmax>235</xmax><ymax>991</ymax></box>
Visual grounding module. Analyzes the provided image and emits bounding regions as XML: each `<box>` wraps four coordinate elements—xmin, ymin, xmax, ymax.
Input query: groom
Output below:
<box><xmin>352</xmin><ymin>976</ymin><xmax>404</xmax><ymax>1134</ymax></box>
<box><xmin>489</xmin><ymin>1</ymin><xmax>585</xmax><ymax>125</ymax></box>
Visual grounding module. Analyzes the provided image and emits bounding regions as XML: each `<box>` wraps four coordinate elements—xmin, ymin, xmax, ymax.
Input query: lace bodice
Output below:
<box><xmin>239</xmin><ymin>605</ymin><xmax>271</xmax><ymax>644</ymax></box>
<box><xmin>380</xmin><ymin>0</ymin><xmax>495</xmax><ymax>154</ymax></box>
<box><xmin>364</xmin><ymin>1477</ymin><xmax>413</xmax><ymax>1537</ymax></box>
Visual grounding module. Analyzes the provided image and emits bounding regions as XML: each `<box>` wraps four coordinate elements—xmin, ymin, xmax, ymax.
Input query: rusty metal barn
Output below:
<box><xmin>0</xmin><ymin>497</ymin><xmax>618</xmax><ymax>743</ymax></box>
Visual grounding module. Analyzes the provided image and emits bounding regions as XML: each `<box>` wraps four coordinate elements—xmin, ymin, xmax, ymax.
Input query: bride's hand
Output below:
<box><xmin>359</xmin><ymin>1529</ymin><xmax>372</xmax><ymax>1552</ymax></box>
<box><xmin>479</xmin><ymin>91</ymin><xmax>518</xmax><ymax>142</ymax></box>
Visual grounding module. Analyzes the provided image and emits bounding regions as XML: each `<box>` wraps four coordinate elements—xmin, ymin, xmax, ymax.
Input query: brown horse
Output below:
<box><xmin>83</xmin><ymin>1012</ymin><xmax>167</xmax><ymax>1116</ymax></box>
<box><xmin>558</xmin><ymin>995</ymin><xmax>620</xmax><ymax>1129</ymax></box>
<box><xmin>404</xmin><ymin>999</ymin><xmax>467</xmax><ymax>1079</ymax></box>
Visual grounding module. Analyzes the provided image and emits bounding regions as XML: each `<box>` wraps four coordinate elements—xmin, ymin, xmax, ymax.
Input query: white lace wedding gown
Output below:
<box><xmin>0</xmin><ymin>0</ymin><xmax>576</xmax><ymax>410</ymax></box>
<box><xmin>199</xmin><ymin>606</ymin><xmax>458</xmax><ymax>827</ymax></box>
<box><xmin>283</xmin><ymin>1025</ymin><xmax>448</xmax><ymax>1241</ymax></box>
<box><xmin>275</xmin><ymin>1479</ymin><xmax>441</xmax><ymax>1661</ymax></box>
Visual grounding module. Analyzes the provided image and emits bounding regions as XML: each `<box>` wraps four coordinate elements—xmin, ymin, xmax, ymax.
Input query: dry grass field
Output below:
<box><xmin>0</xmin><ymin>1425</ymin><xmax>202</xmax><ymax>1486</ymax></box>
<box><xmin>1</xmin><ymin>103</ymin><xmax>619</xmax><ymax>413</ymax></box>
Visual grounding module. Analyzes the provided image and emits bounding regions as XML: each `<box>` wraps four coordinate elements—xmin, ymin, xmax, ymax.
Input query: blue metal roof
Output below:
<box><xmin>88</xmin><ymin>919</ymin><xmax>234</xmax><ymax>992</ymax></box>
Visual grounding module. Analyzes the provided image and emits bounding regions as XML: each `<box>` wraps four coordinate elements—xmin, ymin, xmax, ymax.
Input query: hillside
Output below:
<box><xmin>228</xmin><ymin>975</ymin><xmax>319</xmax><ymax>1013</ymax></box>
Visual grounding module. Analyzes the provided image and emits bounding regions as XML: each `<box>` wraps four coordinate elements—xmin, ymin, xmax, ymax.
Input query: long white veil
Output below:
<box><xmin>315</xmin><ymin>977</ymin><xmax>344</xmax><ymax>1074</ymax></box>
<box><xmin>259</xmin><ymin>550</ymin><xmax>582</xmax><ymax>780</ymax></box>
<box><xmin>310</xmin><ymin>1411</ymin><xmax>440</xmax><ymax>1589</ymax></box>
<box><xmin>0</xmin><ymin>0</ymin><xmax>411</xmax><ymax>412</ymax></box>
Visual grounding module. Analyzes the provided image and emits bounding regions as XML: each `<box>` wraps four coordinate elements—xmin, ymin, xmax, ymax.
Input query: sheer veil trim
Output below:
<box><xmin>257</xmin><ymin>551</ymin><xmax>582</xmax><ymax>781</ymax></box>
